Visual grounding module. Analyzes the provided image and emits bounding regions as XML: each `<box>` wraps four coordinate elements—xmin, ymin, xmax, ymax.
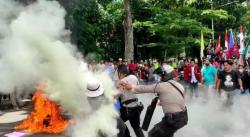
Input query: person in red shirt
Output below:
<box><xmin>128</xmin><ymin>60</ymin><xmax>137</xmax><ymax>75</ymax></box>
<box><xmin>182</xmin><ymin>60</ymin><xmax>189</xmax><ymax>84</ymax></box>
<box><xmin>213</xmin><ymin>57</ymin><xmax>220</xmax><ymax>69</ymax></box>
<box><xmin>187</xmin><ymin>59</ymin><xmax>201</xmax><ymax>98</ymax></box>
<box><xmin>172</xmin><ymin>67</ymin><xmax>179</xmax><ymax>79</ymax></box>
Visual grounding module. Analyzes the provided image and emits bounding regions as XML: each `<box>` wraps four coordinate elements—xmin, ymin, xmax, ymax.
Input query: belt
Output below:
<box><xmin>122</xmin><ymin>98</ymin><xmax>138</xmax><ymax>105</ymax></box>
<box><xmin>164</xmin><ymin>108</ymin><xmax>187</xmax><ymax>118</ymax></box>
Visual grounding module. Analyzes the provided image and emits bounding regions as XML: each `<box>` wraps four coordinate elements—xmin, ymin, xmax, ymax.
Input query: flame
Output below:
<box><xmin>15</xmin><ymin>83</ymin><xmax>69</xmax><ymax>134</ymax></box>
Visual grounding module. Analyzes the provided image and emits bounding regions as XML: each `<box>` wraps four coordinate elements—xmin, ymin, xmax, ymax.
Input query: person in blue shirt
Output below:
<box><xmin>201</xmin><ymin>58</ymin><xmax>218</xmax><ymax>97</ymax></box>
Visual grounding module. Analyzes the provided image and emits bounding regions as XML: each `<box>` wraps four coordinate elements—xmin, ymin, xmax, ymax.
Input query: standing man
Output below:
<box><xmin>188</xmin><ymin>59</ymin><xmax>201</xmax><ymax>99</ymax></box>
<box><xmin>182</xmin><ymin>60</ymin><xmax>190</xmax><ymax>91</ymax></box>
<box><xmin>117</xmin><ymin>72</ymin><xmax>188</xmax><ymax>137</ymax></box>
<box><xmin>237</xmin><ymin>65</ymin><xmax>250</xmax><ymax>94</ymax></box>
<box><xmin>201</xmin><ymin>58</ymin><xmax>218</xmax><ymax>97</ymax></box>
<box><xmin>117</xmin><ymin>64</ymin><xmax>145</xmax><ymax>137</ymax></box>
<box><xmin>215</xmin><ymin>60</ymin><xmax>243</xmax><ymax>105</ymax></box>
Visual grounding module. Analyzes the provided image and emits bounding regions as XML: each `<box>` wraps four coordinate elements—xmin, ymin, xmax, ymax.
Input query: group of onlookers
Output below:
<box><xmin>179</xmin><ymin>56</ymin><xmax>250</xmax><ymax>104</ymax></box>
<box><xmin>89</xmin><ymin>55</ymin><xmax>250</xmax><ymax>103</ymax></box>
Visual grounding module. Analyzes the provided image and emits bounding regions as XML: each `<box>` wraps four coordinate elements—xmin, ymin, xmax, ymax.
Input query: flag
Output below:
<box><xmin>225</xmin><ymin>30</ymin><xmax>229</xmax><ymax>50</ymax></box>
<box><xmin>215</xmin><ymin>36</ymin><xmax>221</xmax><ymax>54</ymax></box>
<box><xmin>238</xmin><ymin>25</ymin><xmax>245</xmax><ymax>55</ymax></box>
<box><xmin>232</xmin><ymin>39</ymin><xmax>239</xmax><ymax>58</ymax></box>
<box><xmin>200</xmin><ymin>31</ymin><xmax>205</xmax><ymax>60</ymax></box>
<box><xmin>238</xmin><ymin>25</ymin><xmax>245</xmax><ymax>65</ymax></box>
<box><xmin>225</xmin><ymin>30</ymin><xmax>230</xmax><ymax>59</ymax></box>
<box><xmin>229</xmin><ymin>30</ymin><xmax>234</xmax><ymax>49</ymax></box>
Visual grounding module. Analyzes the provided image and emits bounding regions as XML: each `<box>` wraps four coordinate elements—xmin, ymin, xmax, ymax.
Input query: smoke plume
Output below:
<box><xmin>176</xmin><ymin>92</ymin><xmax>250</xmax><ymax>137</ymax></box>
<box><xmin>0</xmin><ymin>0</ymin><xmax>118</xmax><ymax>136</ymax></box>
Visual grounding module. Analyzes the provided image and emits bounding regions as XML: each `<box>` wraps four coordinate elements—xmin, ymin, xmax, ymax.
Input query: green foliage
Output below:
<box><xmin>201</xmin><ymin>9</ymin><xmax>229</xmax><ymax>21</ymax></box>
<box><xmin>68</xmin><ymin>0</ymin><xmax>102</xmax><ymax>56</ymax></box>
<box><xmin>62</xmin><ymin>0</ymin><xmax>248</xmax><ymax>60</ymax></box>
<box><xmin>242</xmin><ymin>5</ymin><xmax>250</xmax><ymax>34</ymax></box>
<box><xmin>133</xmin><ymin>3</ymin><xmax>211</xmax><ymax>59</ymax></box>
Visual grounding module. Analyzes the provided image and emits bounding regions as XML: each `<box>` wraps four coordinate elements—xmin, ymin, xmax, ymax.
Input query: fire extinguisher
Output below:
<box><xmin>142</xmin><ymin>95</ymin><xmax>158</xmax><ymax>131</ymax></box>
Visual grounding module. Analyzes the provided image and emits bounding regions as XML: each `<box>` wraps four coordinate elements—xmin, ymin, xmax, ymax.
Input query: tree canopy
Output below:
<box><xmin>17</xmin><ymin>0</ymin><xmax>249</xmax><ymax>60</ymax></box>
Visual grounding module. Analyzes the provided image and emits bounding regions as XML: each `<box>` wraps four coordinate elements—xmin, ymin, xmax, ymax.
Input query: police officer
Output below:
<box><xmin>118</xmin><ymin>72</ymin><xmax>188</xmax><ymax>137</ymax></box>
<box><xmin>117</xmin><ymin>64</ymin><xmax>145</xmax><ymax>137</ymax></box>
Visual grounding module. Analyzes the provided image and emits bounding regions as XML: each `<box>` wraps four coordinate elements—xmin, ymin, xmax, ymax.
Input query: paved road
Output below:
<box><xmin>0</xmin><ymin>109</ymin><xmax>69</xmax><ymax>137</ymax></box>
<box><xmin>0</xmin><ymin>93</ymin><xmax>163</xmax><ymax>137</ymax></box>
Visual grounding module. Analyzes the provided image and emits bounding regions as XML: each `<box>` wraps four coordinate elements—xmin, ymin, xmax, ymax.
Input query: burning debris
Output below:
<box><xmin>15</xmin><ymin>83</ymin><xmax>69</xmax><ymax>134</ymax></box>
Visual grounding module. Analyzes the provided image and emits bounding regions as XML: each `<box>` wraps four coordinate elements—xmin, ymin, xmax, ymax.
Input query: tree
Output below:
<box><xmin>133</xmin><ymin>1</ymin><xmax>211</xmax><ymax>59</ymax></box>
<box><xmin>123</xmin><ymin>0</ymin><xmax>134</xmax><ymax>60</ymax></box>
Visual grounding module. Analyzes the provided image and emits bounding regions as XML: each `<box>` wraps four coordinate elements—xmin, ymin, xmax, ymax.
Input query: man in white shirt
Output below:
<box><xmin>116</xmin><ymin>64</ymin><xmax>145</xmax><ymax>137</ymax></box>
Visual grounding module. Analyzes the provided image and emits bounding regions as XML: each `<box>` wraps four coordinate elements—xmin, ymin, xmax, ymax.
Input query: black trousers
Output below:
<box><xmin>117</xmin><ymin>117</ymin><xmax>131</xmax><ymax>137</ymax></box>
<box><xmin>120</xmin><ymin>106</ymin><xmax>145</xmax><ymax>137</ymax></box>
<box><xmin>148</xmin><ymin>109</ymin><xmax>188</xmax><ymax>137</ymax></box>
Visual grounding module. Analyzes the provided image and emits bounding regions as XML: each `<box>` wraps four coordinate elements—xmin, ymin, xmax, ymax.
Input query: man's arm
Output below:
<box><xmin>215</xmin><ymin>79</ymin><xmax>221</xmax><ymax>91</ymax></box>
<box><xmin>214</xmin><ymin>68</ymin><xmax>218</xmax><ymax>88</ymax></box>
<box><xmin>215</xmin><ymin>70</ymin><xmax>221</xmax><ymax>90</ymax></box>
<box><xmin>133</xmin><ymin>84</ymin><xmax>158</xmax><ymax>93</ymax></box>
<box><xmin>117</xmin><ymin>81</ymin><xmax>158</xmax><ymax>93</ymax></box>
<box><xmin>238</xmin><ymin>78</ymin><xmax>244</xmax><ymax>92</ymax></box>
<box><xmin>201</xmin><ymin>69</ymin><xmax>204</xmax><ymax>84</ymax></box>
<box><xmin>236</xmin><ymin>71</ymin><xmax>244</xmax><ymax>92</ymax></box>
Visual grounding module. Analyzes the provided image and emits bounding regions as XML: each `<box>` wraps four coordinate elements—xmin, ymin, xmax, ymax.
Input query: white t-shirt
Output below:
<box><xmin>120</xmin><ymin>75</ymin><xmax>139</xmax><ymax>107</ymax></box>
<box><xmin>191</xmin><ymin>66</ymin><xmax>198</xmax><ymax>83</ymax></box>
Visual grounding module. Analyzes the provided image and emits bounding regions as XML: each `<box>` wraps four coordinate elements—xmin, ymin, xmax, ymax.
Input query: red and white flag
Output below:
<box><xmin>215</xmin><ymin>36</ymin><xmax>221</xmax><ymax>54</ymax></box>
<box><xmin>232</xmin><ymin>39</ymin><xmax>239</xmax><ymax>58</ymax></box>
<box><xmin>238</xmin><ymin>25</ymin><xmax>245</xmax><ymax>65</ymax></box>
<box><xmin>225</xmin><ymin>30</ymin><xmax>230</xmax><ymax>59</ymax></box>
<box><xmin>238</xmin><ymin>25</ymin><xmax>245</xmax><ymax>55</ymax></box>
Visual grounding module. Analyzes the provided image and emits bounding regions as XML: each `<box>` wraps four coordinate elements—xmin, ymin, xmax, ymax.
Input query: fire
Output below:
<box><xmin>15</xmin><ymin>83</ymin><xmax>69</xmax><ymax>134</ymax></box>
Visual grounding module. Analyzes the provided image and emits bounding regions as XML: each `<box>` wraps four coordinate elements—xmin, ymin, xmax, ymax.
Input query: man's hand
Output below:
<box><xmin>240</xmin><ymin>87</ymin><xmax>244</xmax><ymax>93</ymax></box>
<box><xmin>116</xmin><ymin>81</ymin><xmax>134</xmax><ymax>91</ymax></box>
<box><xmin>116</xmin><ymin>81</ymin><xmax>126</xmax><ymax>89</ymax></box>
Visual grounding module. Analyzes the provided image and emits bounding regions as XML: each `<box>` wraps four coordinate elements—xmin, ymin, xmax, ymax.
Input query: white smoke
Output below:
<box><xmin>175</xmin><ymin>91</ymin><xmax>250</xmax><ymax>137</ymax></box>
<box><xmin>138</xmin><ymin>89</ymin><xmax>250</xmax><ymax>137</ymax></box>
<box><xmin>0</xmin><ymin>0</ymin><xmax>118</xmax><ymax>137</ymax></box>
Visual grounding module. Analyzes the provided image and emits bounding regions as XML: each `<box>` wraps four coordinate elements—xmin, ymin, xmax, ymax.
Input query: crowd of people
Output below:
<box><xmin>89</xmin><ymin>55</ymin><xmax>250</xmax><ymax>101</ymax></box>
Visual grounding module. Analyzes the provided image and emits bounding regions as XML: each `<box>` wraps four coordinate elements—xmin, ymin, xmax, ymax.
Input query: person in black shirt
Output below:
<box><xmin>215</xmin><ymin>60</ymin><xmax>243</xmax><ymax>105</ymax></box>
<box><xmin>238</xmin><ymin>65</ymin><xmax>250</xmax><ymax>94</ymax></box>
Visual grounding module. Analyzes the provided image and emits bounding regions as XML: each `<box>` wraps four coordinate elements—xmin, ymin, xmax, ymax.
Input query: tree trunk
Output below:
<box><xmin>123</xmin><ymin>0</ymin><xmax>134</xmax><ymax>61</ymax></box>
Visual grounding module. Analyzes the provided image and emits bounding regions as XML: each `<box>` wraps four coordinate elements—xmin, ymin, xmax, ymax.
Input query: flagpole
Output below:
<box><xmin>211</xmin><ymin>0</ymin><xmax>215</xmax><ymax>43</ymax></box>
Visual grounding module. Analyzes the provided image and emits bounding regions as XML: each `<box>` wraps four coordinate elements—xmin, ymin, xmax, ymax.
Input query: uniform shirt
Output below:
<box><xmin>202</xmin><ymin>65</ymin><xmax>217</xmax><ymax>85</ymax></box>
<box><xmin>120</xmin><ymin>75</ymin><xmax>139</xmax><ymax>107</ymax></box>
<box><xmin>136</xmin><ymin>80</ymin><xmax>185</xmax><ymax>113</ymax></box>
